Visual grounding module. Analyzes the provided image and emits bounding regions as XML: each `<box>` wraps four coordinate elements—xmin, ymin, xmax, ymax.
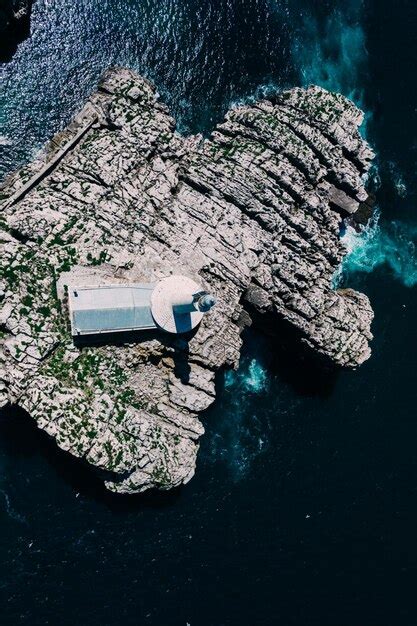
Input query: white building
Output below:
<box><xmin>68</xmin><ymin>275</ymin><xmax>216</xmax><ymax>337</ymax></box>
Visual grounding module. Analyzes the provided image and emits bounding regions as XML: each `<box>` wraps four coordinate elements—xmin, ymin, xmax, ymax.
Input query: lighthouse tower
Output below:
<box><xmin>151</xmin><ymin>275</ymin><xmax>216</xmax><ymax>334</ymax></box>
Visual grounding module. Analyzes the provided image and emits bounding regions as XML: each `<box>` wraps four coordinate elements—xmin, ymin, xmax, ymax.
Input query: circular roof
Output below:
<box><xmin>150</xmin><ymin>275</ymin><xmax>204</xmax><ymax>334</ymax></box>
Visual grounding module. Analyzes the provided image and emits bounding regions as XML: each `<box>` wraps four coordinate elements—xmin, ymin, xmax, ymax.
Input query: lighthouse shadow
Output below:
<box><xmin>159</xmin><ymin>333</ymin><xmax>195</xmax><ymax>384</ymax></box>
<box><xmin>74</xmin><ymin>328</ymin><xmax>195</xmax><ymax>385</ymax></box>
<box><xmin>73</xmin><ymin>328</ymin><xmax>160</xmax><ymax>348</ymax></box>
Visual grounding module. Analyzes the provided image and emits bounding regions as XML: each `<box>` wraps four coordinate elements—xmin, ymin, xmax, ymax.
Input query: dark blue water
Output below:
<box><xmin>2</xmin><ymin>1</ymin><xmax>417</xmax><ymax>624</ymax></box>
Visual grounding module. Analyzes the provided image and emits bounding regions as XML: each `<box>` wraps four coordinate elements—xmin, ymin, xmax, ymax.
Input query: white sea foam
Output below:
<box><xmin>339</xmin><ymin>212</ymin><xmax>417</xmax><ymax>287</ymax></box>
<box><xmin>290</xmin><ymin>3</ymin><xmax>417</xmax><ymax>289</ymax></box>
<box><xmin>225</xmin><ymin>358</ymin><xmax>268</xmax><ymax>394</ymax></box>
<box><xmin>205</xmin><ymin>357</ymin><xmax>271</xmax><ymax>480</ymax></box>
<box><xmin>228</xmin><ymin>81</ymin><xmax>282</xmax><ymax>111</ymax></box>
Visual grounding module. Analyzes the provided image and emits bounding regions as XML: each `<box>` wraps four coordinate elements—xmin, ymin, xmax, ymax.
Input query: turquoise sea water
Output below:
<box><xmin>2</xmin><ymin>1</ymin><xmax>417</xmax><ymax>624</ymax></box>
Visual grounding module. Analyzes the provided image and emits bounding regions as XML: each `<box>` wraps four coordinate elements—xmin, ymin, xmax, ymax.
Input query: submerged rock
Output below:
<box><xmin>0</xmin><ymin>68</ymin><xmax>374</xmax><ymax>493</ymax></box>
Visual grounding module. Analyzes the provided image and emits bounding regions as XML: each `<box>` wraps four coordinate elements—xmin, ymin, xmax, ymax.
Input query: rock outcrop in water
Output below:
<box><xmin>0</xmin><ymin>0</ymin><xmax>34</xmax><ymax>62</ymax></box>
<box><xmin>0</xmin><ymin>68</ymin><xmax>374</xmax><ymax>493</ymax></box>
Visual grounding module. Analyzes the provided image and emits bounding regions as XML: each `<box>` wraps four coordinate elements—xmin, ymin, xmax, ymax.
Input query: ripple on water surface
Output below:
<box><xmin>0</xmin><ymin>0</ymin><xmax>295</xmax><ymax>177</ymax></box>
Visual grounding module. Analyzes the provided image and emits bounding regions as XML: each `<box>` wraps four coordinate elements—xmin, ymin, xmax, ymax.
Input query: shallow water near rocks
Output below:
<box><xmin>2</xmin><ymin>1</ymin><xmax>417</xmax><ymax>624</ymax></box>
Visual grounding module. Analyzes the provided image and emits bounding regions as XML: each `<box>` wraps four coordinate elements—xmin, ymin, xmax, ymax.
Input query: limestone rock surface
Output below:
<box><xmin>0</xmin><ymin>68</ymin><xmax>374</xmax><ymax>493</ymax></box>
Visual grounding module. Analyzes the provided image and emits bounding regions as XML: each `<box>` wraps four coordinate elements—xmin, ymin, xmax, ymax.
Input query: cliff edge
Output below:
<box><xmin>0</xmin><ymin>68</ymin><xmax>374</xmax><ymax>493</ymax></box>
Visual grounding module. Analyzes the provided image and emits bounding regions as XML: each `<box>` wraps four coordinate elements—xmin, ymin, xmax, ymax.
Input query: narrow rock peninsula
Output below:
<box><xmin>0</xmin><ymin>68</ymin><xmax>374</xmax><ymax>493</ymax></box>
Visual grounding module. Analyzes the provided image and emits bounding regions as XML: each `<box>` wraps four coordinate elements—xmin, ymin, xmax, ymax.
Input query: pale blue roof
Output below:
<box><xmin>69</xmin><ymin>284</ymin><xmax>157</xmax><ymax>335</ymax></box>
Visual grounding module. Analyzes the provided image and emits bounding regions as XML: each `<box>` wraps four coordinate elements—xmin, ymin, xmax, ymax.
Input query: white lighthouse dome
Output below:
<box><xmin>150</xmin><ymin>275</ymin><xmax>216</xmax><ymax>334</ymax></box>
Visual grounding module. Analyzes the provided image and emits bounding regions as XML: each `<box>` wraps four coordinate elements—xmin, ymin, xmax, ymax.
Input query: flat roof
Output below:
<box><xmin>68</xmin><ymin>284</ymin><xmax>157</xmax><ymax>335</ymax></box>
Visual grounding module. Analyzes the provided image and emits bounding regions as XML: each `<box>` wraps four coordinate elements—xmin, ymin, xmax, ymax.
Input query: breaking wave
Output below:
<box><xmin>224</xmin><ymin>358</ymin><xmax>268</xmax><ymax>394</ymax></box>
<box><xmin>203</xmin><ymin>357</ymin><xmax>271</xmax><ymax>480</ymax></box>
<box><xmin>340</xmin><ymin>213</ymin><xmax>417</xmax><ymax>287</ymax></box>
<box><xmin>291</xmin><ymin>2</ymin><xmax>417</xmax><ymax>290</ymax></box>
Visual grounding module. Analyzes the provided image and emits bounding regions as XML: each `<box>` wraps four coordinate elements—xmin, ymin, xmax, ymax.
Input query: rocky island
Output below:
<box><xmin>0</xmin><ymin>68</ymin><xmax>374</xmax><ymax>494</ymax></box>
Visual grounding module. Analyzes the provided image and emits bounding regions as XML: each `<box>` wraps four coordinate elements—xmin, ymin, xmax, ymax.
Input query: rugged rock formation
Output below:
<box><xmin>0</xmin><ymin>0</ymin><xmax>34</xmax><ymax>62</ymax></box>
<box><xmin>0</xmin><ymin>68</ymin><xmax>374</xmax><ymax>493</ymax></box>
